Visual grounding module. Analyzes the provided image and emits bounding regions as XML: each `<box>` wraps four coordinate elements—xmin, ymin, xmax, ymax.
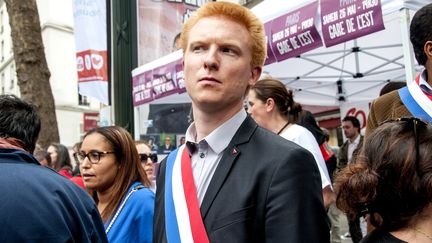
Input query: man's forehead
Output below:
<box><xmin>186</xmin><ymin>17</ymin><xmax>252</xmax><ymax>48</ymax></box>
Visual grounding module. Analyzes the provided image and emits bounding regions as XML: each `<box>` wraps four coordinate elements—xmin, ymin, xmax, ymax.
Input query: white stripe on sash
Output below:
<box><xmin>172</xmin><ymin>145</ymin><xmax>194</xmax><ymax>242</ymax></box>
<box><xmin>407</xmin><ymin>80</ymin><xmax>432</xmax><ymax>117</ymax></box>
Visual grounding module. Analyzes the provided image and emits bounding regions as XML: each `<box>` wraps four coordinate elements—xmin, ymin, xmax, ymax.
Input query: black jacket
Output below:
<box><xmin>153</xmin><ymin>116</ymin><xmax>329</xmax><ymax>243</ymax></box>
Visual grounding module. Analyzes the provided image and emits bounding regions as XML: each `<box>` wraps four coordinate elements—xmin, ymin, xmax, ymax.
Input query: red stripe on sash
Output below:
<box><xmin>181</xmin><ymin>148</ymin><xmax>210</xmax><ymax>243</ymax></box>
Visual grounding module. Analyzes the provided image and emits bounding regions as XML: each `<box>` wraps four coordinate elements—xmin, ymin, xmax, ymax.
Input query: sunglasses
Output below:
<box><xmin>381</xmin><ymin>117</ymin><xmax>429</xmax><ymax>174</ymax></box>
<box><xmin>139</xmin><ymin>153</ymin><xmax>158</xmax><ymax>163</ymax></box>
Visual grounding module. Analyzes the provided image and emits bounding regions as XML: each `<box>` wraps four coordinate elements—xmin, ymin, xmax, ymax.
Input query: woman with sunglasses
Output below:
<box><xmin>135</xmin><ymin>141</ymin><xmax>158</xmax><ymax>192</ymax></box>
<box><xmin>77</xmin><ymin>126</ymin><xmax>154</xmax><ymax>243</ymax></box>
<box><xmin>335</xmin><ymin>118</ymin><xmax>432</xmax><ymax>242</ymax></box>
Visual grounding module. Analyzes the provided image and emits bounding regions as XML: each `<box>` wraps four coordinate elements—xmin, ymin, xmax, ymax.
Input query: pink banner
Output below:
<box><xmin>268</xmin><ymin>2</ymin><xmax>323</xmax><ymax>62</ymax></box>
<box><xmin>320</xmin><ymin>0</ymin><xmax>385</xmax><ymax>47</ymax></box>
<box><xmin>264</xmin><ymin>22</ymin><xmax>277</xmax><ymax>65</ymax></box>
<box><xmin>132</xmin><ymin>57</ymin><xmax>184</xmax><ymax>107</ymax></box>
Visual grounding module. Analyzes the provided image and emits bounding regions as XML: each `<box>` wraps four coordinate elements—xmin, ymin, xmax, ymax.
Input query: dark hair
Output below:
<box><xmin>0</xmin><ymin>95</ymin><xmax>41</xmax><ymax>152</ymax></box>
<box><xmin>33</xmin><ymin>145</ymin><xmax>52</xmax><ymax>167</ymax></box>
<box><xmin>72</xmin><ymin>141</ymin><xmax>82</xmax><ymax>176</ymax></box>
<box><xmin>84</xmin><ymin>126</ymin><xmax>150</xmax><ymax>221</ymax></box>
<box><xmin>322</xmin><ymin>128</ymin><xmax>330</xmax><ymax>142</ymax></box>
<box><xmin>410</xmin><ymin>3</ymin><xmax>432</xmax><ymax>66</ymax></box>
<box><xmin>49</xmin><ymin>143</ymin><xmax>72</xmax><ymax>171</ymax></box>
<box><xmin>379</xmin><ymin>82</ymin><xmax>406</xmax><ymax>96</ymax></box>
<box><xmin>251</xmin><ymin>78</ymin><xmax>303</xmax><ymax>122</ymax></box>
<box><xmin>342</xmin><ymin>116</ymin><xmax>361</xmax><ymax>133</ymax></box>
<box><xmin>335</xmin><ymin>120</ymin><xmax>432</xmax><ymax>232</ymax></box>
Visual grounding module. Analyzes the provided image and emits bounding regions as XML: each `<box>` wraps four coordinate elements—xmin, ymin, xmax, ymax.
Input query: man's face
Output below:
<box><xmin>342</xmin><ymin>121</ymin><xmax>358</xmax><ymax>139</ymax></box>
<box><xmin>183</xmin><ymin>16</ymin><xmax>261</xmax><ymax>113</ymax></box>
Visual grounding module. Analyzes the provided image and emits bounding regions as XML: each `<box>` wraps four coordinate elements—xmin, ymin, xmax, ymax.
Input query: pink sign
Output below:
<box><xmin>132</xmin><ymin>70</ymin><xmax>153</xmax><ymax>106</ymax></box>
<box><xmin>83</xmin><ymin>112</ymin><xmax>99</xmax><ymax>132</ymax></box>
<box><xmin>264</xmin><ymin>22</ymin><xmax>277</xmax><ymax>65</ymax></box>
<box><xmin>269</xmin><ymin>2</ymin><xmax>323</xmax><ymax>62</ymax></box>
<box><xmin>320</xmin><ymin>0</ymin><xmax>385</xmax><ymax>47</ymax></box>
<box><xmin>132</xmin><ymin>59</ymin><xmax>185</xmax><ymax>106</ymax></box>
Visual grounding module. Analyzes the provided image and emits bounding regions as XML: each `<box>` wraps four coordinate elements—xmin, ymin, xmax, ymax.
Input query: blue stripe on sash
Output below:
<box><xmin>399</xmin><ymin>87</ymin><xmax>432</xmax><ymax>122</ymax></box>
<box><xmin>164</xmin><ymin>148</ymin><xmax>181</xmax><ymax>243</ymax></box>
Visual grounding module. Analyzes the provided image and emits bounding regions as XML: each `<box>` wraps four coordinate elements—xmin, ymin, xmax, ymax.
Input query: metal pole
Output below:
<box><xmin>400</xmin><ymin>8</ymin><xmax>416</xmax><ymax>84</ymax></box>
<box><xmin>111</xmin><ymin>0</ymin><xmax>137</xmax><ymax>133</ymax></box>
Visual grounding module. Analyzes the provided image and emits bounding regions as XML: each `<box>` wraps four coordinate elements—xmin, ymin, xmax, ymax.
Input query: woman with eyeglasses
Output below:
<box><xmin>135</xmin><ymin>141</ymin><xmax>158</xmax><ymax>192</ymax></box>
<box><xmin>335</xmin><ymin>118</ymin><xmax>432</xmax><ymax>242</ymax></box>
<box><xmin>77</xmin><ymin>126</ymin><xmax>154</xmax><ymax>243</ymax></box>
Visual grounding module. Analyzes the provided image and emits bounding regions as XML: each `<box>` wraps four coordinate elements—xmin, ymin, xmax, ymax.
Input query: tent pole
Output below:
<box><xmin>400</xmin><ymin>8</ymin><xmax>416</xmax><ymax>84</ymax></box>
<box><xmin>354</xmin><ymin>39</ymin><xmax>360</xmax><ymax>75</ymax></box>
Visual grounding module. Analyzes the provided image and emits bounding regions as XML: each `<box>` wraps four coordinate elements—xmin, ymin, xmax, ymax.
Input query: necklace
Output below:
<box><xmin>277</xmin><ymin>121</ymin><xmax>290</xmax><ymax>135</ymax></box>
<box><xmin>413</xmin><ymin>227</ymin><xmax>432</xmax><ymax>241</ymax></box>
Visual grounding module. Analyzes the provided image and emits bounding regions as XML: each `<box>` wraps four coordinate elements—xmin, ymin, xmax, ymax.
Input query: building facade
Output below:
<box><xmin>0</xmin><ymin>0</ymin><xmax>99</xmax><ymax>147</ymax></box>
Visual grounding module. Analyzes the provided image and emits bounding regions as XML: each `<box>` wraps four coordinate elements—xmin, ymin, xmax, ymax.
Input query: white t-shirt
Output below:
<box><xmin>279</xmin><ymin>124</ymin><xmax>332</xmax><ymax>189</ymax></box>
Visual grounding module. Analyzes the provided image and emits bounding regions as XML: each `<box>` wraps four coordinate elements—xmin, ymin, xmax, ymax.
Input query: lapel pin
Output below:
<box><xmin>232</xmin><ymin>148</ymin><xmax>238</xmax><ymax>155</ymax></box>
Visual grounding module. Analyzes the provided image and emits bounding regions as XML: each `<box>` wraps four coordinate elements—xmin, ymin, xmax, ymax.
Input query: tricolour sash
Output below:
<box><xmin>399</xmin><ymin>74</ymin><xmax>432</xmax><ymax>122</ymax></box>
<box><xmin>165</xmin><ymin>145</ymin><xmax>210</xmax><ymax>243</ymax></box>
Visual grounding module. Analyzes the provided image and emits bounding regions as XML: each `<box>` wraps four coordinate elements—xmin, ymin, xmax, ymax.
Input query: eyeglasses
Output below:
<box><xmin>381</xmin><ymin>117</ymin><xmax>429</xmax><ymax>174</ymax></box>
<box><xmin>139</xmin><ymin>153</ymin><xmax>158</xmax><ymax>163</ymax></box>
<box><xmin>74</xmin><ymin>151</ymin><xmax>115</xmax><ymax>164</ymax></box>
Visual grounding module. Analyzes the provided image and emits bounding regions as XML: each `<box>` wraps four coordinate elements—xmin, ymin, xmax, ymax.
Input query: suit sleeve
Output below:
<box><xmin>264</xmin><ymin>147</ymin><xmax>330</xmax><ymax>243</ymax></box>
<box><xmin>153</xmin><ymin>158</ymin><xmax>167</xmax><ymax>243</ymax></box>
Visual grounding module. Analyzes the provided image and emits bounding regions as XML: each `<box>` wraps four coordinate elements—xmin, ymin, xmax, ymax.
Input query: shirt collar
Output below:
<box><xmin>419</xmin><ymin>69</ymin><xmax>432</xmax><ymax>89</ymax></box>
<box><xmin>349</xmin><ymin>134</ymin><xmax>361</xmax><ymax>145</ymax></box>
<box><xmin>185</xmin><ymin>109</ymin><xmax>247</xmax><ymax>154</ymax></box>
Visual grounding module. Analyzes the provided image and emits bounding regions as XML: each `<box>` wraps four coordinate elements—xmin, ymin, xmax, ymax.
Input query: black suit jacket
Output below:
<box><xmin>153</xmin><ymin>116</ymin><xmax>329</xmax><ymax>243</ymax></box>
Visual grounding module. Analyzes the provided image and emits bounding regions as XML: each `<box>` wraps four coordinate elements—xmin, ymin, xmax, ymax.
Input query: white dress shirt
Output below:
<box><xmin>419</xmin><ymin>69</ymin><xmax>432</xmax><ymax>95</ymax></box>
<box><xmin>347</xmin><ymin>134</ymin><xmax>361</xmax><ymax>163</ymax></box>
<box><xmin>184</xmin><ymin>109</ymin><xmax>247</xmax><ymax>205</ymax></box>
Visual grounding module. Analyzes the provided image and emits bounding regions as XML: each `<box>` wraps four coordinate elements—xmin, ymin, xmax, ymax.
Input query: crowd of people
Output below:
<box><xmin>0</xmin><ymin>1</ymin><xmax>431</xmax><ymax>243</ymax></box>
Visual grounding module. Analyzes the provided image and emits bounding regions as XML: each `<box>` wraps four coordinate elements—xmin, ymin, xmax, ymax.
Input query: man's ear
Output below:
<box><xmin>249</xmin><ymin>66</ymin><xmax>262</xmax><ymax>86</ymax></box>
<box><xmin>424</xmin><ymin>41</ymin><xmax>432</xmax><ymax>60</ymax></box>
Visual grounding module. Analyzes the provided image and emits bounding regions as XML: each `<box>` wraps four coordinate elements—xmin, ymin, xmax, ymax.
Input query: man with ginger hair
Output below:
<box><xmin>153</xmin><ymin>2</ymin><xmax>329</xmax><ymax>243</ymax></box>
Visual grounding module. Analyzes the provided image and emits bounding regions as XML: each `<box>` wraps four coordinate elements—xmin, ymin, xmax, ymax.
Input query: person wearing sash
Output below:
<box><xmin>152</xmin><ymin>2</ymin><xmax>329</xmax><ymax>243</ymax></box>
<box><xmin>77</xmin><ymin>126</ymin><xmax>154</xmax><ymax>243</ymax></box>
<box><xmin>366</xmin><ymin>3</ymin><xmax>432</xmax><ymax>136</ymax></box>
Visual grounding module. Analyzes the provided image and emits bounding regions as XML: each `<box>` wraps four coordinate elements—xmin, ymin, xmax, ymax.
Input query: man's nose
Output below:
<box><xmin>203</xmin><ymin>48</ymin><xmax>219</xmax><ymax>71</ymax></box>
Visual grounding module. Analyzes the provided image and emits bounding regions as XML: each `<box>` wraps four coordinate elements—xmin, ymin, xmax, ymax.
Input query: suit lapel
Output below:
<box><xmin>200</xmin><ymin>116</ymin><xmax>258</xmax><ymax>219</ymax></box>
